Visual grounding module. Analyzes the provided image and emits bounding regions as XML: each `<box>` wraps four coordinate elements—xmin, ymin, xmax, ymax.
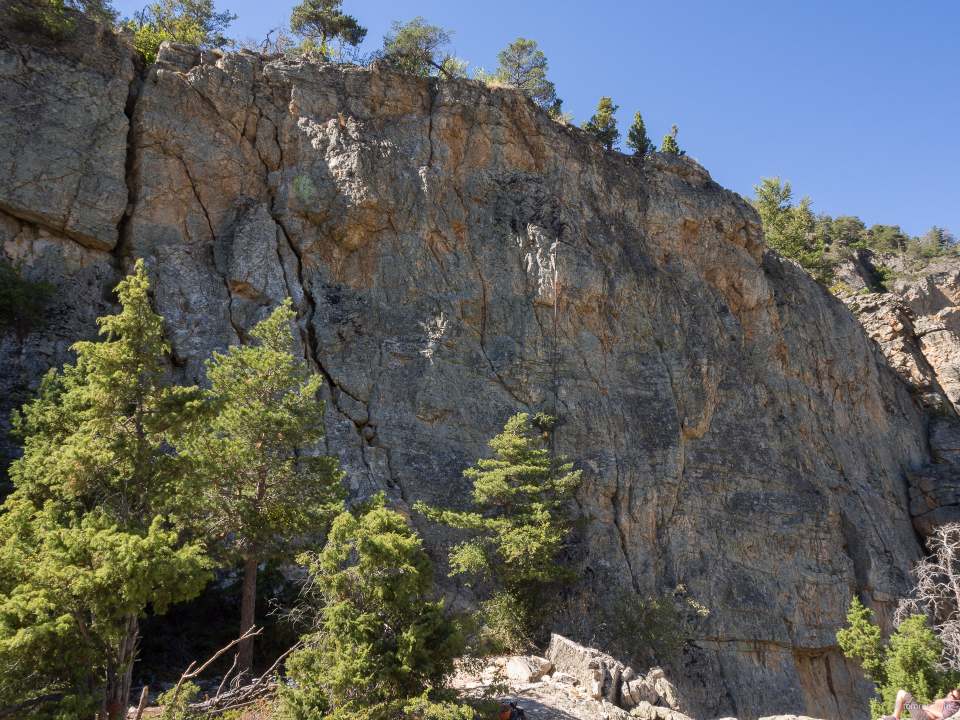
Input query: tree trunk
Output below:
<box><xmin>237</xmin><ymin>549</ymin><xmax>258</xmax><ymax>678</ymax></box>
<box><xmin>106</xmin><ymin>613</ymin><xmax>138</xmax><ymax>718</ymax></box>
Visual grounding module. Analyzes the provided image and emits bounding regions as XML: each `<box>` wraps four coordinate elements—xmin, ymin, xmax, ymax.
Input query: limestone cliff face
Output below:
<box><xmin>0</xmin><ymin>21</ymin><xmax>939</xmax><ymax>720</ymax></box>
<box><xmin>832</xmin><ymin>257</ymin><xmax>960</xmax><ymax>542</ymax></box>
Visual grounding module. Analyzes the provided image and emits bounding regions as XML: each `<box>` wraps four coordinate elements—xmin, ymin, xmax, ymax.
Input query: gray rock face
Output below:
<box><xmin>835</xmin><ymin>262</ymin><xmax>960</xmax><ymax>541</ymax></box>
<box><xmin>0</xmin><ymin>26</ymin><xmax>942</xmax><ymax>720</ymax></box>
<box><xmin>0</xmin><ymin>18</ymin><xmax>136</xmax><ymax>250</ymax></box>
<box><xmin>0</xmin><ymin>208</ymin><xmax>119</xmax><ymax>473</ymax></box>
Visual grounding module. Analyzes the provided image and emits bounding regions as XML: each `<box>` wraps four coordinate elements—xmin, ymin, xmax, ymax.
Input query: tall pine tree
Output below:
<box><xmin>182</xmin><ymin>299</ymin><xmax>344</xmax><ymax>676</ymax></box>
<box><xmin>415</xmin><ymin>413</ymin><xmax>581</xmax><ymax>649</ymax></box>
<box><xmin>0</xmin><ymin>260</ymin><xmax>211</xmax><ymax>717</ymax></box>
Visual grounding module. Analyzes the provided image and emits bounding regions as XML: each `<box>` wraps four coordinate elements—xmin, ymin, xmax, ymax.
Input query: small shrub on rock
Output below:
<box><xmin>9</xmin><ymin>0</ymin><xmax>78</xmax><ymax>39</ymax></box>
<box><xmin>600</xmin><ymin>586</ymin><xmax>709</xmax><ymax>668</ymax></box>
<box><xmin>157</xmin><ymin>682</ymin><xmax>201</xmax><ymax>720</ymax></box>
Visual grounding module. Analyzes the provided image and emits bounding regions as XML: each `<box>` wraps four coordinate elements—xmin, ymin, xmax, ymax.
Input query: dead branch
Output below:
<box><xmin>189</xmin><ymin>642</ymin><xmax>302</xmax><ymax>715</ymax></box>
<box><xmin>896</xmin><ymin>522</ymin><xmax>960</xmax><ymax>669</ymax></box>
<box><xmin>243</xmin><ymin>641</ymin><xmax>301</xmax><ymax>695</ymax></box>
<box><xmin>134</xmin><ymin>686</ymin><xmax>150</xmax><ymax>720</ymax></box>
<box><xmin>200</xmin><ymin>698</ymin><xmax>265</xmax><ymax>717</ymax></box>
<box><xmin>216</xmin><ymin>654</ymin><xmax>238</xmax><ymax>698</ymax></box>
<box><xmin>171</xmin><ymin>626</ymin><xmax>263</xmax><ymax>702</ymax></box>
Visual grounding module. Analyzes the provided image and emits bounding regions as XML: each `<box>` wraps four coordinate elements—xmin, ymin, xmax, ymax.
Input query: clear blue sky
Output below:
<box><xmin>115</xmin><ymin>0</ymin><xmax>959</xmax><ymax>238</ymax></box>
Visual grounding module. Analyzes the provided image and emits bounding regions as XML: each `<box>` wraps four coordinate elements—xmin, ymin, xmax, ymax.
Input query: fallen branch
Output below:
<box><xmin>199</xmin><ymin>695</ymin><xmax>272</xmax><ymax>717</ymax></box>
<box><xmin>171</xmin><ymin>626</ymin><xmax>263</xmax><ymax>702</ymax></box>
<box><xmin>190</xmin><ymin>641</ymin><xmax>302</xmax><ymax>715</ymax></box>
<box><xmin>243</xmin><ymin>641</ymin><xmax>301</xmax><ymax>696</ymax></box>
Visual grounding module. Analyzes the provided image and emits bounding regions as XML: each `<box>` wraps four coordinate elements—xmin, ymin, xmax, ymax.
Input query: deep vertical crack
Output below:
<box><xmin>114</xmin><ymin>60</ymin><xmax>145</xmax><ymax>262</ymax></box>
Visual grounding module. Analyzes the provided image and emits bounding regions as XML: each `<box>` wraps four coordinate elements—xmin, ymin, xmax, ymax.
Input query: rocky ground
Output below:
<box><xmin>451</xmin><ymin>659</ymin><xmax>825</xmax><ymax>720</ymax></box>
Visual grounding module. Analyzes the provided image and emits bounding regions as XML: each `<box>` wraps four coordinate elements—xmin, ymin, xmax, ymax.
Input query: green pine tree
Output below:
<box><xmin>182</xmin><ymin>299</ymin><xmax>344</xmax><ymax>676</ymax></box>
<box><xmin>836</xmin><ymin>597</ymin><xmax>887</xmax><ymax>685</ymax></box>
<box><xmin>753</xmin><ymin>176</ymin><xmax>832</xmax><ymax>283</ymax></box>
<box><xmin>415</xmin><ymin>413</ymin><xmax>581</xmax><ymax>649</ymax></box>
<box><xmin>492</xmin><ymin>37</ymin><xmax>564</xmax><ymax>118</ymax></box>
<box><xmin>660</xmin><ymin>124</ymin><xmax>685</xmax><ymax>156</ymax></box>
<box><xmin>625</xmin><ymin>111</ymin><xmax>655</xmax><ymax>156</ymax></box>
<box><xmin>289</xmin><ymin>0</ymin><xmax>366</xmax><ymax>59</ymax></box>
<box><xmin>0</xmin><ymin>260</ymin><xmax>211</xmax><ymax>716</ymax></box>
<box><xmin>838</xmin><ymin>597</ymin><xmax>960</xmax><ymax>715</ymax></box>
<box><xmin>581</xmin><ymin>97</ymin><xmax>620</xmax><ymax>150</ymax></box>
<box><xmin>282</xmin><ymin>495</ymin><xmax>465</xmax><ymax>720</ymax></box>
<box><xmin>381</xmin><ymin>17</ymin><xmax>459</xmax><ymax>78</ymax></box>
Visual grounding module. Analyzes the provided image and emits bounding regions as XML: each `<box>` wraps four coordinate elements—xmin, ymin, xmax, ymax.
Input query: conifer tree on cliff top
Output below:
<box><xmin>182</xmin><ymin>299</ymin><xmax>344</xmax><ymax>677</ymax></box>
<box><xmin>626</xmin><ymin>110</ymin><xmax>655</xmax><ymax>156</ymax></box>
<box><xmin>0</xmin><ymin>260</ymin><xmax>211</xmax><ymax>717</ymax></box>
<box><xmin>660</xmin><ymin>124</ymin><xmax>685</xmax><ymax>155</ymax></box>
<box><xmin>492</xmin><ymin>37</ymin><xmax>564</xmax><ymax>118</ymax></box>
<box><xmin>289</xmin><ymin>0</ymin><xmax>366</xmax><ymax>58</ymax></box>
<box><xmin>581</xmin><ymin>97</ymin><xmax>620</xmax><ymax>151</ymax></box>
<box><xmin>381</xmin><ymin>16</ymin><xmax>460</xmax><ymax>78</ymax></box>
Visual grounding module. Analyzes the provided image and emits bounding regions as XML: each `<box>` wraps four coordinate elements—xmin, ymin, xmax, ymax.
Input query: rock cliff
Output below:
<box><xmin>832</xmin><ymin>255</ymin><xmax>960</xmax><ymax>543</ymax></box>
<box><xmin>0</xmin><ymin>18</ymin><xmax>944</xmax><ymax>719</ymax></box>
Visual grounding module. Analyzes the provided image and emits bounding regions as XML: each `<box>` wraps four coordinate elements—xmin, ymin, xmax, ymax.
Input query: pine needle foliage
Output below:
<box><xmin>659</xmin><ymin>124</ymin><xmax>684</xmax><ymax>156</ymax></box>
<box><xmin>581</xmin><ymin>97</ymin><xmax>620</xmax><ymax>151</ymax></box>
<box><xmin>753</xmin><ymin>175</ymin><xmax>833</xmax><ymax>284</ymax></box>
<box><xmin>838</xmin><ymin>597</ymin><xmax>960</xmax><ymax>715</ymax></box>
<box><xmin>415</xmin><ymin>413</ymin><xmax>581</xmax><ymax>650</ymax></box>
<box><xmin>182</xmin><ymin>298</ymin><xmax>344</xmax><ymax>675</ymax></box>
<box><xmin>282</xmin><ymin>495</ymin><xmax>465</xmax><ymax>720</ymax></box>
<box><xmin>625</xmin><ymin>111</ymin><xmax>654</xmax><ymax>156</ymax></box>
<box><xmin>380</xmin><ymin>17</ymin><xmax>459</xmax><ymax>78</ymax></box>
<box><xmin>289</xmin><ymin>0</ymin><xmax>366</xmax><ymax>59</ymax></box>
<box><xmin>491</xmin><ymin>37</ymin><xmax>563</xmax><ymax>118</ymax></box>
<box><xmin>0</xmin><ymin>260</ymin><xmax>211</xmax><ymax>717</ymax></box>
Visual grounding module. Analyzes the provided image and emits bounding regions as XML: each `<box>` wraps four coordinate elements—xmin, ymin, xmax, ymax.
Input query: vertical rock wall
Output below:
<box><xmin>0</xmin><ymin>22</ymin><xmax>936</xmax><ymax>719</ymax></box>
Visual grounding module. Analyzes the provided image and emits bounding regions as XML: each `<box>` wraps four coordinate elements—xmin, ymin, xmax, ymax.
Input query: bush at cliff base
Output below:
<box><xmin>280</xmin><ymin>495</ymin><xmax>468</xmax><ymax>720</ymax></box>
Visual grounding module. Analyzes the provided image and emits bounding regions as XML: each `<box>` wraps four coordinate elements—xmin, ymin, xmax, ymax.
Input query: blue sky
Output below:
<box><xmin>115</xmin><ymin>0</ymin><xmax>959</xmax><ymax>238</ymax></box>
